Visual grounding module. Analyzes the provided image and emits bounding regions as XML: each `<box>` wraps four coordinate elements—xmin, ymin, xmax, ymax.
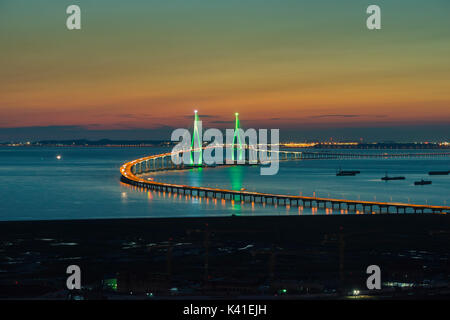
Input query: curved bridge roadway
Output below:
<box><xmin>120</xmin><ymin>149</ymin><xmax>450</xmax><ymax>214</ymax></box>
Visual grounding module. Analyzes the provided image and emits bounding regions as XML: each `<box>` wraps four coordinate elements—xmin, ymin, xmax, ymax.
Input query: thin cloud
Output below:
<box><xmin>309</xmin><ymin>114</ymin><xmax>361</xmax><ymax>119</ymax></box>
<box><xmin>182</xmin><ymin>114</ymin><xmax>217</xmax><ymax>119</ymax></box>
<box><xmin>309</xmin><ymin>114</ymin><xmax>388</xmax><ymax>119</ymax></box>
<box><xmin>210</xmin><ymin>120</ymin><xmax>235</xmax><ymax>124</ymax></box>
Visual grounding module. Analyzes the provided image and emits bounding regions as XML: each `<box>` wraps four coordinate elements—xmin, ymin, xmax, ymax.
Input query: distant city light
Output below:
<box><xmin>56</xmin><ymin>155</ymin><xmax>62</xmax><ymax>160</ymax></box>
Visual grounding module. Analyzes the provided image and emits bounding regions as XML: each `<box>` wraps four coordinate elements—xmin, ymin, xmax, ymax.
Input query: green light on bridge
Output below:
<box><xmin>232</xmin><ymin>112</ymin><xmax>243</xmax><ymax>161</ymax></box>
<box><xmin>190</xmin><ymin>110</ymin><xmax>202</xmax><ymax>166</ymax></box>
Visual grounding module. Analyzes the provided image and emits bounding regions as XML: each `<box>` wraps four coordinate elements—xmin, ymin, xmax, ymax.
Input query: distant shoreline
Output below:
<box><xmin>0</xmin><ymin>143</ymin><xmax>450</xmax><ymax>150</ymax></box>
<box><xmin>0</xmin><ymin>144</ymin><xmax>167</xmax><ymax>148</ymax></box>
<box><xmin>1</xmin><ymin>141</ymin><xmax>449</xmax><ymax>149</ymax></box>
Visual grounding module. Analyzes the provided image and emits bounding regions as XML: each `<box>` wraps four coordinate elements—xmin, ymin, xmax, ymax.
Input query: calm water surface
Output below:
<box><xmin>0</xmin><ymin>147</ymin><xmax>449</xmax><ymax>221</ymax></box>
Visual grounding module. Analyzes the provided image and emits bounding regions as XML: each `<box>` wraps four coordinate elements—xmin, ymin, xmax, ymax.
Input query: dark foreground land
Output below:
<box><xmin>0</xmin><ymin>214</ymin><xmax>449</xmax><ymax>299</ymax></box>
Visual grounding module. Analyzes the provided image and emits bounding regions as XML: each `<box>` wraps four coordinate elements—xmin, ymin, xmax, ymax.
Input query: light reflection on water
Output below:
<box><xmin>153</xmin><ymin>154</ymin><xmax>450</xmax><ymax>207</ymax></box>
<box><xmin>0</xmin><ymin>146</ymin><xmax>449</xmax><ymax>221</ymax></box>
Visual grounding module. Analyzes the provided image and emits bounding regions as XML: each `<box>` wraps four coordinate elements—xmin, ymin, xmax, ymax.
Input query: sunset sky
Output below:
<box><xmin>1</xmin><ymin>0</ymin><xmax>449</xmax><ymax>141</ymax></box>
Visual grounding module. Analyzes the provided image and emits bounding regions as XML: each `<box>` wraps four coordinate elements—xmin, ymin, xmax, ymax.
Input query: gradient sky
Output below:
<box><xmin>1</xmin><ymin>0</ymin><xmax>449</xmax><ymax>141</ymax></box>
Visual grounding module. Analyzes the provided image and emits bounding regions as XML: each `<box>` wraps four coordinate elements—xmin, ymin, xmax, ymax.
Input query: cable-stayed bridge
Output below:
<box><xmin>120</xmin><ymin>111</ymin><xmax>450</xmax><ymax>214</ymax></box>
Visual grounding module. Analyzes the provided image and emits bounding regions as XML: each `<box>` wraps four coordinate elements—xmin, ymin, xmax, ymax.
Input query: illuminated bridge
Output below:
<box><xmin>119</xmin><ymin>112</ymin><xmax>450</xmax><ymax>215</ymax></box>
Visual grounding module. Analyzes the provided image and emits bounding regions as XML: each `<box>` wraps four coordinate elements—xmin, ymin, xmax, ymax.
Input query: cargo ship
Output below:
<box><xmin>336</xmin><ymin>168</ymin><xmax>360</xmax><ymax>176</ymax></box>
<box><xmin>414</xmin><ymin>179</ymin><xmax>432</xmax><ymax>186</ymax></box>
<box><xmin>381</xmin><ymin>173</ymin><xmax>406</xmax><ymax>181</ymax></box>
<box><xmin>428</xmin><ymin>171</ymin><xmax>449</xmax><ymax>175</ymax></box>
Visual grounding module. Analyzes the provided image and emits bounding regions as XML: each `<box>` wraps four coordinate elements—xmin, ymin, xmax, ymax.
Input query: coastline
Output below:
<box><xmin>1</xmin><ymin>214</ymin><xmax>449</xmax><ymax>299</ymax></box>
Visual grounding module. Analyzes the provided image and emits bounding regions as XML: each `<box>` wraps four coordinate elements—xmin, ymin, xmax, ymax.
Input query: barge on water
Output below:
<box><xmin>381</xmin><ymin>173</ymin><xmax>406</xmax><ymax>181</ymax></box>
<box><xmin>414</xmin><ymin>179</ymin><xmax>432</xmax><ymax>186</ymax></box>
<box><xmin>428</xmin><ymin>171</ymin><xmax>449</xmax><ymax>176</ymax></box>
<box><xmin>336</xmin><ymin>168</ymin><xmax>360</xmax><ymax>176</ymax></box>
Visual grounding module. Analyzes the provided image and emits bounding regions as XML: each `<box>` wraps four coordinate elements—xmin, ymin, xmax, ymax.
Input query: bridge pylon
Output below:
<box><xmin>232</xmin><ymin>112</ymin><xmax>244</xmax><ymax>162</ymax></box>
<box><xmin>190</xmin><ymin>109</ymin><xmax>202</xmax><ymax>166</ymax></box>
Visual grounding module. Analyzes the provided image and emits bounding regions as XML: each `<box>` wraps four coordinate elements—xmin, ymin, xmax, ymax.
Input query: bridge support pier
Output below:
<box><xmin>121</xmin><ymin>150</ymin><xmax>450</xmax><ymax>215</ymax></box>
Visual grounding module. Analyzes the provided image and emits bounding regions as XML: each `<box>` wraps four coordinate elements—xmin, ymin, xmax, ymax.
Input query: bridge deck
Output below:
<box><xmin>120</xmin><ymin>149</ymin><xmax>450</xmax><ymax>214</ymax></box>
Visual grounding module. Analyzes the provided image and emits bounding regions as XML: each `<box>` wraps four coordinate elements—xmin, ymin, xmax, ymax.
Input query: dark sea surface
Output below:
<box><xmin>0</xmin><ymin>147</ymin><xmax>449</xmax><ymax>221</ymax></box>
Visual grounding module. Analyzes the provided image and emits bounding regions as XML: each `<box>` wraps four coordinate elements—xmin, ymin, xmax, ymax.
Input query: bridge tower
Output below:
<box><xmin>232</xmin><ymin>112</ymin><xmax>244</xmax><ymax>162</ymax></box>
<box><xmin>190</xmin><ymin>110</ymin><xmax>202</xmax><ymax>166</ymax></box>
